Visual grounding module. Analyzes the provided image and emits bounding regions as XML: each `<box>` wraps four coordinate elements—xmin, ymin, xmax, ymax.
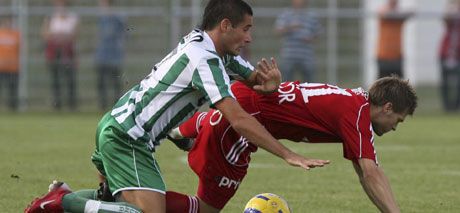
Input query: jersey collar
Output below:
<box><xmin>201</xmin><ymin>30</ymin><xmax>220</xmax><ymax>57</ymax></box>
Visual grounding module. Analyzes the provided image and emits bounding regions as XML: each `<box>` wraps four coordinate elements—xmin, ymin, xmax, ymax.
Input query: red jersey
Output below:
<box><xmin>236</xmin><ymin>81</ymin><xmax>377</xmax><ymax>164</ymax></box>
<box><xmin>183</xmin><ymin>81</ymin><xmax>377</xmax><ymax>209</ymax></box>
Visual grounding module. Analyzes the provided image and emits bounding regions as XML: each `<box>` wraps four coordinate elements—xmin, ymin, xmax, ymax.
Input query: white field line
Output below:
<box><xmin>440</xmin><ymin>171</ymin><xmax>460</xmax><ymax>176</ymax></box>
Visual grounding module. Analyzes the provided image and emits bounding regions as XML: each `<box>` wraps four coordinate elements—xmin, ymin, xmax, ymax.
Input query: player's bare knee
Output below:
<box><xmin>119</xmin><ymin>190</ymin><xmax>166</xmax><ymax>213</ymax></box>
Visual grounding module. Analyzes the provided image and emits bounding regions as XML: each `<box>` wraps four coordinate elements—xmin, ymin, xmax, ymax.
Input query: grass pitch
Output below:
<box><xmin>0</xmin><ymin>112</ymin><xmax>459</xmax><ymax>212</ymax></box>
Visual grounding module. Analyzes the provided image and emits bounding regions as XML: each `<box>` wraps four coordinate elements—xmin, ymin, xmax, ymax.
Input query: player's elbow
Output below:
<box><xmin>229</xmin><ymin>112</ymin><xmax>260</xmax><ymax>138</ymax></box>
<box><xmin>229</xmin><ymin>116</ymin><xmax>250</xmax><ymax>133</ymax></box>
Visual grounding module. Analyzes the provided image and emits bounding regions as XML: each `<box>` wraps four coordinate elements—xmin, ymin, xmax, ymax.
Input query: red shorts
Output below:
<box><xmin>188</xmin><ymin>82</ymin><xmax>260</xmax><ymax>209</ymax></box>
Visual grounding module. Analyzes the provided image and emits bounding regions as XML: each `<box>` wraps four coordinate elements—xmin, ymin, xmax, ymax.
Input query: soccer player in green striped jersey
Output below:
<box><xmin>25</xmin><ymin>0</ymin><xmax>329</xmax><ymax>212</ymax></box>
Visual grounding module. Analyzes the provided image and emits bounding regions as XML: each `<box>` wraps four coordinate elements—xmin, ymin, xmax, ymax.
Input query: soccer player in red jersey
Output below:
<box><xmin>165</xmin><ymin>76</ymin><xmax>417</xmax><ymax>213</ymax></box>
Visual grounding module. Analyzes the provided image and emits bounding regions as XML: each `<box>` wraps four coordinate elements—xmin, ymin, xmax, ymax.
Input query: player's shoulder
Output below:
<box><xmin>181</xmin><ymin>32</ymin><xmax>220</xmax><ymax>62</ymax></box>
<box><xmin>189</xmin><ymin>48</ymin><xmax>221</xmax><ymax>66</ymax></box>
<box><xmin>336</xmin><ymin>96</ymin><xmax>371</xmax><ymax>125</ymax></box>
<box><xmin>350</xmin><ymin>87</ymin><xmax>368</xmax><ymax>99</ymax></box>
<box><xmin>178</xmin><ymin>43</ymin><xmax>219</xmax><ymax>68</ymax></box>
<box><xmin>319</xmin><ymin>85</ymin><xmax>369</xmax><ymax>110</ymax></box>
<box><xmin>344</xmin><ymin>91</ymin><xmax>371</xmax><ymax>121</ymax></box>
<box><xmin>342</xmin><ymin>87</ymin><xmax>369</xmax><ymax>107</ymax></box>
<box><xmin>185</xmin><ymin>44</ymin><xmax>218</xmax><ymax>57</ymax></box>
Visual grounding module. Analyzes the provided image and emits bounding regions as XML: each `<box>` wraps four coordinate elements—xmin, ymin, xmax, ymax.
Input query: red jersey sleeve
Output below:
<box><xmin>339</xmin><ymin>102</ymin><xmax>378</xmax><ymax>165</ymax></box>
<box><xmin>178</xmin><ymin>112</ymin><xmax>208</xmax><ymax>138</ymax></box>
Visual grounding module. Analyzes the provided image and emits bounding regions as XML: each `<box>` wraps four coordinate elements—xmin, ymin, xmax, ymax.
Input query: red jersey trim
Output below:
<box><xmin>196</xmin><ymin>112</ymin><xmax>208</xmax><ymax>133</ymax></box>
<box><xmin>356</xmin><ymin>102</ymin><xmax>369</xmax><ymax>159</ymax></box>
<box><xmin>220</xmin><ymin>111</ymin><xmax>260</xmax><ymax>167</ymax></box>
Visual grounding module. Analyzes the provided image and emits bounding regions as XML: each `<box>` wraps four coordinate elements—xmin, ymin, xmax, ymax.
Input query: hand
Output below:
<box><xmin>253</xmin><ymin>57</ymin><xmax>282</xmax><ymax>94</ymax></box>
<box><xmin>284</xmin><ymin>152</ymin><xmax>330</xmax><ymax>170</ymax></box>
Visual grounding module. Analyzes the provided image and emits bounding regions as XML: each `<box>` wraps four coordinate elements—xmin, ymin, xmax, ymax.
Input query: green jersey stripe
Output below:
<box><xmin>133</xmin><ymin>54</ymin><xmax>190</xmax><ymax>118</ymax></box>
<box><xmin>207</xmin><ymin>58</ymin><xmax>232</xmax><ymax>99</ymax></box>
<box><xmin>112</xmin><ymin>86</ymin><xmax>141</xmax><ymax>122</ymax></box>
<box><xmin>118</xmin><ymin>54</ymin><xmax>190</xmax><ymax>135</ymax></box>
<box><xmin>192</xmin><ymin>68</ymin><xmax>209</xmax><ymax>102</ymax></box>
<box><xmin>128</xmin><ymin>54</ymin><xmax>195</xmax><ymax>141</ymax></box>
<box><xmin>224</xmin><ymin>56</ymin><xmax>253</xmax><ymax>79</ymax></box>
<box><xmin>107</xmin><ymin>29</ymin><xmax>254</xmax><ymax>149</ymax></box>
<box><xmin>142</xmin><ymin>82</ymin><xmax>193</xmax><ymax>132</ymax></box>
<box><xmin>113</xmin><ymin>84</ymin><xmax>140</xmax><ymax>110</ymax></box>
<box><xmin>153</xmin><ymin>103</ymin><xmax>196</xmax><ymax>141</ymax></box>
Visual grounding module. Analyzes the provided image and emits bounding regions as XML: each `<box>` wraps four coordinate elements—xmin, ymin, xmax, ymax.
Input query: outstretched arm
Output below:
<box><xmin>215</xmin><ymin>97</ymin><xmax>329</xmax><ymax>170</ymax></box>
<box><xmin>353</xmin><ymin>159</ymin><xmax>400</xmax><ymax>213</ymax></box>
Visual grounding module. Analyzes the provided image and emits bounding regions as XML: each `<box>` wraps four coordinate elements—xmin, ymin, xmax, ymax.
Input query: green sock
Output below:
<box><xmin>73</xmin><ymin>189</ymin><xmax>97</xmax><ymax>200</ymax></box>
<box><xmin>62</xmin><ymin>192</ymin><xmax>142</xmax><ymax>213</ymax></box>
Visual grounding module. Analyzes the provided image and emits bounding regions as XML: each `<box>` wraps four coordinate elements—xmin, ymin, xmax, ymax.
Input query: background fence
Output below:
<box><xmin>0</xmin><ymin>0</ymin><xmax>452</xmax><ymax>112</ymax></box>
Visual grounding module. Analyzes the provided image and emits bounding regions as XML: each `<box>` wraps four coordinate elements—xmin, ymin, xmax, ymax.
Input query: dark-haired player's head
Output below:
<box><xmin>200</xmin><ymin>0</ymin><xmax>254</xmax><ymax>56</ymax></box>
<box><xmin>200</xmin><ymin>0</ymin><xmax>253</xmax><ymax>31</ymax></box>
<box><xmin>369</xmin><ymin>75</ymin><xmax>418</xmax><ymax>136</ymax></box>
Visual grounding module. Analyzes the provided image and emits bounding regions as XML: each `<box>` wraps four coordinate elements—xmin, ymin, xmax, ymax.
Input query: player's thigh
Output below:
<box><xmin>101</xmin><ymin>136</ymin><xmax>165</xmax><ymax>194</ymax></box>
<box><xmin>95</xmin><ymin>118</ymin><xmax>166</xmax><ymax>196</ymax></box>
<box><xmin>119</xmin><ymin>190</ymin><xmax>165</xmax><ymax>213</ymax></box>
<box><xmin>195</xmin><ymin>165</ymin><xmax>246</xmax><ymax>210</ymax></box>
<box><xmin>91</xmin><ymin>112</ymin><xmax>113</xmax><ymax>177</ymax></box>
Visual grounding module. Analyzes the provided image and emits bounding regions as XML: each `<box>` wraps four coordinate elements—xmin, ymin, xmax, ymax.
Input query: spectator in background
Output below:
<box><xmin>41</xmin><ymin>0</ymin><xmax>79</xmax><ymax>110</ymax></box>
<box><xmin>95</xmin><ymin>0</ymin><xmax>126</xmax><ymax>110</ymax></box>
<box><xmin>0</xmin><ymin>14</ymin><xmax>20</xmax><ymax>111</ymax></box>
<box><xmin>274</xmin><ymin>0</ymin><xmax>322</xmax><ymax>82</ymax></box>
<box><xmin>376</xmin><ymin>0</ymin><xmax>413</xmax><ymax>78</ymax></box>
<box><xmin>439</xmin><ymin>0</ymin><xmax>460</xmax><ymax>112</ymax></box>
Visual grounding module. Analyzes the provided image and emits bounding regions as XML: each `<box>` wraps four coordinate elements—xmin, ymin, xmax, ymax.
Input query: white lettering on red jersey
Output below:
<box><xmin>235</xmin><ymin>81</ymin><xmax>378</xmax><ymax>164</ymax></box>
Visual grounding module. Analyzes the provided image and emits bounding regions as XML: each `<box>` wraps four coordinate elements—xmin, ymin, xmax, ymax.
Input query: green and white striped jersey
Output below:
<box><xmin>110</xmin><ymin>29</ymin><xmax>254</xmax><ymax>148</ymax></box>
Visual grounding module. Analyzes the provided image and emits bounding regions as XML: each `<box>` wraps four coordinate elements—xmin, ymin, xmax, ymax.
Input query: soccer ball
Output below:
<box><xmin>243</xmin><ymin>193</ymin><xmax>291</xmax><ymax>213</ymax></box>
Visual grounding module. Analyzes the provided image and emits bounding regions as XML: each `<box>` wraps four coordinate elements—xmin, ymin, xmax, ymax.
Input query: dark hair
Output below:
<box><xmin>200</xmin><ymin>0</ymin><xmax>253</xmax><ymax>30</ymax></box>
<box><xmin>369</xmin><ymin>75</ymin><xmax>418</xmax><ymax>115</ymax></box>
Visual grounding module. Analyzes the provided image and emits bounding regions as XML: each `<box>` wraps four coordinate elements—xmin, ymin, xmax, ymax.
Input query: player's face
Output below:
<box><xmin>372</xmin><ymin>103</ymin><xmax>407</xmax><ymax>136</ymax></box>
<box><xmin>222</xmin><ymin>14</ymin><xmax>253</xmax><ymax>56</ymax></box>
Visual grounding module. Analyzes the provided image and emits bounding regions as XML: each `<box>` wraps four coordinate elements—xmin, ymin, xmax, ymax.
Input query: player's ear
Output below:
<box><xmin>382</xmin><ymin>102</ymin><xmax>393</xmax><ymax>114</ymax></box>
<box><xmin>220</xmin><ymin>18</ymin><xmax>232</xmax><ymax>32</ymax></box>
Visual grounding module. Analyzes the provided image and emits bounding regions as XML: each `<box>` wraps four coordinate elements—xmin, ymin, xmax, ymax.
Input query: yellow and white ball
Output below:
<box><xmin>243</xmin><ymin>193</ymin><xmax>291</xmax><ymax>213</ymax></box>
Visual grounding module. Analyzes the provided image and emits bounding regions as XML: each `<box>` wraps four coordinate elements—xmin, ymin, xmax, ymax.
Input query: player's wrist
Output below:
<box><xmin>281</xmin><ymin>149</ymin><xmax>298</xmax><ymax>162</ymax></box>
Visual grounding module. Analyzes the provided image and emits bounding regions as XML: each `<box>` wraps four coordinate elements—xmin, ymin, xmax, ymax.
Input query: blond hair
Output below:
<box><xmin>369</xmin><ymin>76</ymin><xmax>418</xmax><ymax>115</ymax></box>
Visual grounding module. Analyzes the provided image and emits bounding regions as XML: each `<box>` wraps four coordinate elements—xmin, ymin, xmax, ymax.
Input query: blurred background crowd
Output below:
<box><xmin>0</xmin><ymin>0</ymin><xmax>459</xmax><ymax>113</ymax></box>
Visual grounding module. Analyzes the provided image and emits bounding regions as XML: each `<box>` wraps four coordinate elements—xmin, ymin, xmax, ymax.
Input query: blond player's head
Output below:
<box><xmin>369</xmin><ymin>75</ymin><xmax>418</xmax><ymax>116</ymax></box>
<box><xmin>369</xmin><ymin>76</ymin><xmax>418</xmax><ymax>136</ymax></box>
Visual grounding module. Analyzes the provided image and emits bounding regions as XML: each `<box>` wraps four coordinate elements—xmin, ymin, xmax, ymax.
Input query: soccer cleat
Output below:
<box><xmin>167</xmin><ymin>135</ymin><xmax>194</xmax><ymax>151</ymax></box>
<box><xmin>24</xmin><ymin>180</ymin><xmax>72</xmax><ymax>213</ymax></box>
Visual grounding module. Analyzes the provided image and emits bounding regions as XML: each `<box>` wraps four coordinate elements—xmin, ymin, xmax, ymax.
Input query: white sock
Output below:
<box><xmin>169</xmin><ymin>128</ymin><xmax>184</xmax><ymax>139</ymax></box>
